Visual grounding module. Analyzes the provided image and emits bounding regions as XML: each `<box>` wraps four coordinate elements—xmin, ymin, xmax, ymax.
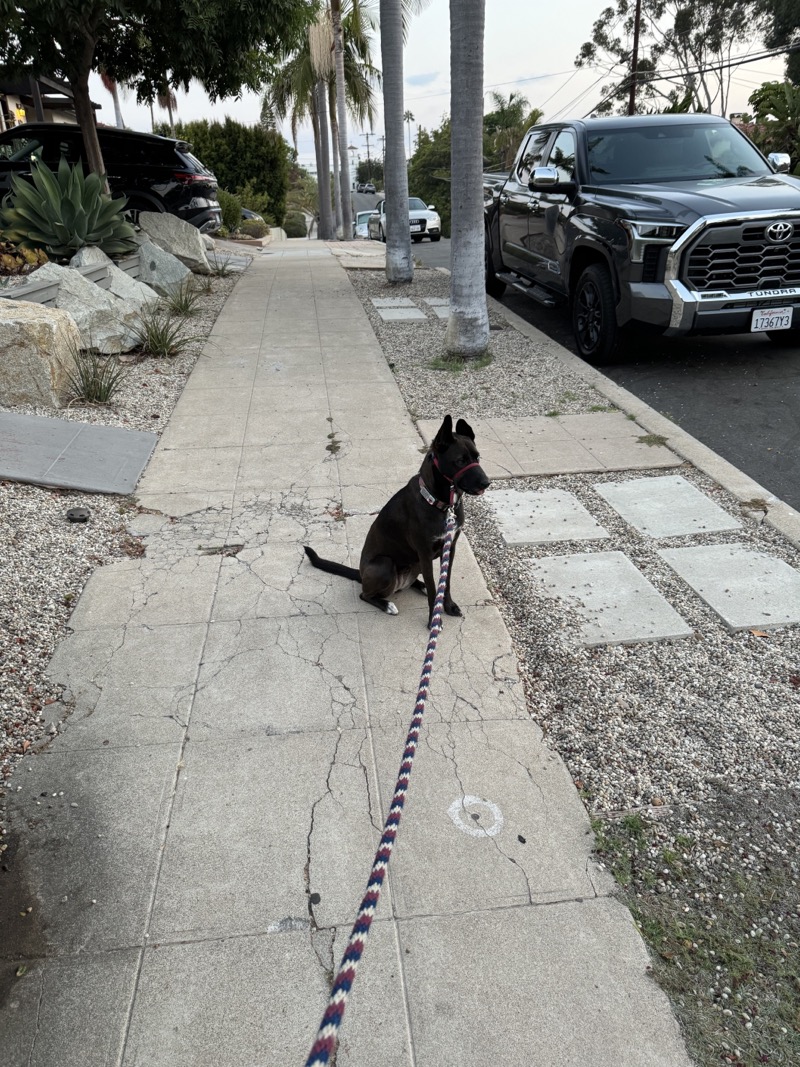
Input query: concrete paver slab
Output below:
<box><xmin>372</xmin><ymin>720</ymin><xmax>604</xmax><ymax>916</ymax></box>
<box><xmin>123</xmin><ymin>922</ymin><xmax>411</xmax><ymax>1067</ymax></box>
<box><xmin>0</xmin><ymin>950</ymin><xmax>139</xmax><ymax>1067</ymax></box>
<box><xmin>0</xmin><ymin>411</ymin><xmax>157</xmax><ymax>494</ymax></box>
<box><xmin>596</xmin><ymin>474</ymin><xmax>743</xmax><ymax>537</ymax></box>
<box><xmin>66</xmin><ymin>556</ymin><xmax>221</xmax><ymax>629</ymax></box>
<box><xmin>530</xmin><ymin>550</ymin><xmax>693</xmax><ymax>646</ymax></box>
<box><xmin>659</xmin><ymin>543</ymin><xmax>800</xmax><ymax>630</ymax></box>
<box><xmin>7</xmin><ymin>744</ymin><xmax>180</xmax><ymax>953</ymax></box>
<box><xmin>150</xmin><ymin>729</ymin><xmax>378</xmax><ymax>939</ymax></box>
<box><xmin>375</xmin><ymin>307</ymin><xmax>427</xmax><ymax>321</ymax></box>
<box><xmin>190</xmin><ymin>615</ymin><xmax>367</xmax><ymax>739</ymax></box>
<box><xmin>487</xmin><ymin>487</ymin><xmax>609</xmax><ymax>544</ymax></box>
<box><xmin>398</xmin><ymin>898</ymin><xmax>693</xmax><ymax>1067</ymax></box>
<box><xmin>370</xmin><ymin>298</ymin><xmax>416</xmax><ymax>307</ymax></box>
<box><xmin>357</xmin><ymin>605</ymin><xmax>524</xmax><ymax>730</ymax></box>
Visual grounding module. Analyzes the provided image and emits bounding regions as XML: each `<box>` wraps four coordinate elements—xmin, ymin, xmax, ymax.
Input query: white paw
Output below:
<box><xmin>386</xmin><ymin>601</ymin><xmax>399</xmax><ymax>615</ymax></box>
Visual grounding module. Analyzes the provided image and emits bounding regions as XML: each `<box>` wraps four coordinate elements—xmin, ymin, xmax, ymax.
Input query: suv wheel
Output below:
<box><xmin>485</xmin><ymin>231</ymin><xmax>506</xmax><ymax>298</ymax></box>
<box><xmin>379</xmin><ymin>224</ymin><xmax>386</xmax><ymax>243</ymax></box>
<box><xmin>572</xmin><ymin>264</ymin><xmax>618</xmax><ymax>364</ymax></box>
<box><xmin>124</xmin><ymin>199</ymin><xmax>158</xmax><ymax>227</ymax></box>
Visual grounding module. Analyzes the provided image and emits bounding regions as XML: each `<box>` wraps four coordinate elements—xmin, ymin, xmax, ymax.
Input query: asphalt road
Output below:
<box><xmin>412</xmin><ymin>237</ymin><xmax>800</xmax><ymax>513</ymax></box>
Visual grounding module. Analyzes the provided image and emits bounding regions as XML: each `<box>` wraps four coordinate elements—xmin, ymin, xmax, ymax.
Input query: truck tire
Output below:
<box><xmin>485</xmin><ymin>232</ymin><xmax>506</xmax><ymax>298</ymax></box>
<box><xmin>572</xmin><ymin>264</ymin><xmax>618</xmax><ymax>365</ymax></box>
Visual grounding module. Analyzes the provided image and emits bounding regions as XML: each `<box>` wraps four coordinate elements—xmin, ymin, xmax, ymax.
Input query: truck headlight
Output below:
<box><xmin>618</xmin><ymin>219</ymin><xmax>687</xmax><ymax>262</ymax></box>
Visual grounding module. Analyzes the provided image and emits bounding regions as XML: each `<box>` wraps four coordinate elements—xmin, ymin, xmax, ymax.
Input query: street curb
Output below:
<box><xmin>489</xmin><ymin>295</ymin><xmax>800</xmax><ymax>550</ymax></box>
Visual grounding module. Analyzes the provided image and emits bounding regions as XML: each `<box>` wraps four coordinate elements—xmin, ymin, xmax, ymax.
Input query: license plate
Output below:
<box><xmin>410</xmin><ymin>223</ymin><xmax>422</xmax><ymax>232</ymax></box>
<box><xmin>751</xmin><ymin>306</ymin><xmax>793</xmax><ymax>332</ymax></box>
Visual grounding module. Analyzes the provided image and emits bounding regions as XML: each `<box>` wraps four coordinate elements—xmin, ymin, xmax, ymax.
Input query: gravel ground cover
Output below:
<box><xmin>349</xmin><ymin>265</ymin><xmax>800</xmax><ymax>1067</ymax></box>
<box><xmin>0</xmin><ymin>269</ymin><xmax>239</xmax><ymax>822</ymax></box>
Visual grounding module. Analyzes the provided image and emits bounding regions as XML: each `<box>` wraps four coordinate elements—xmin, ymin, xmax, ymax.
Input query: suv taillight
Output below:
<box><xmin>173</xmin><ymin>171</ymin><xmax>212</xmax><ymax>185</ymax></box>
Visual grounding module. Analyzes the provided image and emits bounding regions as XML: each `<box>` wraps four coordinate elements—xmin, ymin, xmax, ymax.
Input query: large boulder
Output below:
<box><xmin>133</xmin><ymin>234</ymin><xmax>193</xmax><ymax>295</ymax></box>
<box><xmin>33</xmin><ymin>262</ymin><xmax>141</xmax><ymax>354</ymax></box>
<box><xmin>0</xmin><ymin>301</ymin><xmax>80</xmax><ymax>407</ymax></box>
<box><xmin>137</xmin><ymin>212</ymin><xmax>211</xmax><ymax>274</ymax></box>
<box><xmin>69</xmin><ymin>247</ymin><xmax>159</xmax><ymax>311</ymax></box>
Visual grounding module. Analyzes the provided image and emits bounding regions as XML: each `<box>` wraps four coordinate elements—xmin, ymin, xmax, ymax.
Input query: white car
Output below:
<box><xmin>368</xmin><ymin>196</ymin><xmax>442</xmax><ymax>243</ymax></box>
<box><xmin>352</xmin><ymin>209</ymin><xmax>373</xmax><ymax>239</ymax></box>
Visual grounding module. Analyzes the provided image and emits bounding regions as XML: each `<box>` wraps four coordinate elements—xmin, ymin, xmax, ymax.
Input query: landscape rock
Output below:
<box><xmin>137</xmin><ymin>212</ymin><xmax>211</xmax><ymax>274</ymax></box>
<box><xmin>133</xmin><ymin>234</ymin><xmax>192</xmax><ymax>295</ymax></box>
<box><xmin>69</xmin><ymin>247</ymin><xmax>160</xmax><ymax>311</ymax></box>
<box><xmin>33</xmin><ymin>262</ymin><xmax>141</xmax><ymax>353</ymax></box>
<box><xmin>201</xmin><ymin>234</ymin><xmax>215</xmax><ymax>251</ymax></box>
<box><xmin>0</xmin><ymin>300</ymin><xmax>80</xmax><ymax>407</ymax></box>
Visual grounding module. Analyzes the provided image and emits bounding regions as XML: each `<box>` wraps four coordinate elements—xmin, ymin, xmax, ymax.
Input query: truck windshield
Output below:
<box><xmin>586</xmin><ymin>124</ymin><xmax>772</xmax><ymax>185</ymax></box>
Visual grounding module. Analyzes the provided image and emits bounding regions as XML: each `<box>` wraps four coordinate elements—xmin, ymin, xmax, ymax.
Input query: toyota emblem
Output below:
<box><xmin>765</xmin><ymin>221</ymin><xmax>794</xmax><ymax>243</ymax></box>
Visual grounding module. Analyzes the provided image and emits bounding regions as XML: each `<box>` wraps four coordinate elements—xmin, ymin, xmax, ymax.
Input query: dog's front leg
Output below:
<box><xmin>443</xmin><ymin>530</ymin><xmax>462</xmax><ymax>617</ymax></box>
<box><xmin>418</xmin><ymin>555</ymin><xmax>438</xmax><ymax>625</ymax></box>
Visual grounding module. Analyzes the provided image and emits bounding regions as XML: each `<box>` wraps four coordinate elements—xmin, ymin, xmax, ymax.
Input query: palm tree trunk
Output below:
<box><xmin>328</xmin><ymin>81</ymin><xmax>343</xmax><ymax>238</ymax></box>
<box><xmin>110</xmin><ymin>81</ymin><xmax>124</xmax><ymax>129</ymax></box>
<box><xmin>445</xmin><ymin>0</ymin><xmax>489</xmax><ymax>358</ymax></box>
<box><xmin>331</xmin><ymin>0</ymin><xmax>353</xmax><ymax>239</ymax></box>
<box><xmin>315</xmin><ymin>80</ymin><xmax>335</xmax><ymax>240</ymax></box>
<box><xmin>379</xmin><ymin>0</ymin><xmax>412</xmax><ymax>283</ymax></box>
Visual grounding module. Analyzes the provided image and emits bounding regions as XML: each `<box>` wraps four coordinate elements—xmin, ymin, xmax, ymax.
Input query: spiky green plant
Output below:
<box><xmin>162</xmin><ymin>278</ymin><xmax>203</xmax><ymax>317</ymax></box>
<box><xmin>130</xmin><ymin>304</ymin><xmax>204</xmax><ymax>358</ymax></box>
<box><xmin>65</xmin><ymin>348</ymin><xmax>128</xmax><ymax>405</ymax></box>
<box><xmin>0</xmin><ymin>157</ymin><xmax>137</xmax><ymax>259</ymax></box>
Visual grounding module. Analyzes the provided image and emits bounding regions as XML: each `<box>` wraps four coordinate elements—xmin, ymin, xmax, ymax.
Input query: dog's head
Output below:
<box><xmin>431</xmin><ymin>415</ymin><xmax>490</xmax><ymax>496</ymax></box>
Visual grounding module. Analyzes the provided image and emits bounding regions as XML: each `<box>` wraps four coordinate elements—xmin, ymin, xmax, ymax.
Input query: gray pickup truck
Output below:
<box><xmin>484</xmin><ymin>114</ymin><xmax>798</xmax><ymax>363</ymax></box>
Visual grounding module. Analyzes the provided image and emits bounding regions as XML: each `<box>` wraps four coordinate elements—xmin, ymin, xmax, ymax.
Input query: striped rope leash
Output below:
<box><xmin>304</xmin><ymin>507</ymin><xmax>457</xmax><ymax>1066</ymax></box>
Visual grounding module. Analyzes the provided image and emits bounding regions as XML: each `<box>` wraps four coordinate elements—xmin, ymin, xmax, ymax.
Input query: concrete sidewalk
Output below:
<box><xmin>2</xmin><ymin>243</ymin><xmax>695</xmax><ymax>1065</ymax></box>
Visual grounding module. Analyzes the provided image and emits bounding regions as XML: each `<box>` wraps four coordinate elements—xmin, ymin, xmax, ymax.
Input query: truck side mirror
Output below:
<box><xmin>768</xmin><ymin>152</ymin><xmax>791</xmax><ymax>174</ymax></box>
<box><xmin>529</xmin><ymin>166</ymin><xmax>575</xmax><ymax>191</ymax></box>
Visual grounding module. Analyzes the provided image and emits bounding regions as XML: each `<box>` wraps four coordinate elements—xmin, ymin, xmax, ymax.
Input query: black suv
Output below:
<box><xmin>0</xmin><ymin>123</ymin><xmax>222</xmax><ymax>233</ymax></box>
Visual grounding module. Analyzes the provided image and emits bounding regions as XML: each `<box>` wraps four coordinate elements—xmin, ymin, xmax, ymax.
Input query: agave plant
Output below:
<box><xmin>0</xmin><ymin>157</ymin><xmax>137</xmax><ymax>259</ymax></box>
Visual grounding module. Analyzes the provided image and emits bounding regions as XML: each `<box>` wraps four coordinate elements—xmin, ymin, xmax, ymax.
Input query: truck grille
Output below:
<box><xmin>684</xmin><ymin>221</ymin><xmax>800</xmax><ymax>292</ymax></box>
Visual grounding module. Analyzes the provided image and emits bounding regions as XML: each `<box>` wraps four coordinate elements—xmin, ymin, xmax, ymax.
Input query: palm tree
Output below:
<box><xmin>404</xmin><ymin>109</ymin><xmax>415</xmax><ymax>156</ymax></box>
<box><xmin>264</xmin><ymin>5</ymin><xmax>379</xmax><ymax>238</ymax></box>
<box><xmin>99</xmin><ymin>70</ymin><xmax>125</xmax><ymax>129</ymax></box>
<box><xmin>484</xmin><ymin>91</ymin><xmax>543</xmax><ymax>171</ymax></box>
<box><xmin>157</xmin><ymin>86</ymin><xmax>178</xmax><ymax>137</ymax></box>
<box><xmin>445</xmin><ymin>0</ymin><xmax>489</xmax><ymax>359</ymax></box>
<box><xmin>380</xmin><ymin>0</ymin><xmax>413</xmax><ymax>281</ymax></box>
<box><xmin>309</xmin><ymin>15</ymin><xmax>336</xmax><ymax>239</ymax></box>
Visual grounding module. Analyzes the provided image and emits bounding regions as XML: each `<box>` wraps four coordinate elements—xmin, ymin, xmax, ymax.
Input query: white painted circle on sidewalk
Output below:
<box><xmin>448</xmin><ymin>795</ymin><xmax>504</xmax><ymax>837</ymax></box>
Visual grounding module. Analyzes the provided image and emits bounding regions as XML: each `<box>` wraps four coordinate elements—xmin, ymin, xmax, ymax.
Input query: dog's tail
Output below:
<box><xmin>303</xmin><ymin>545</ymin><xmax>360</xmax><ymax>583</ymax></box>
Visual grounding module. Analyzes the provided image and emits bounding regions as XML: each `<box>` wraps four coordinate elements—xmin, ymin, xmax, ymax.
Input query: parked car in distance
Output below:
<box><xmin>241</xmin><ymin>207</ymin><xmax>264</xmax><ymax>223</ymax></box>
<box><xmin>356</xmin><ymin>182</ymin><xmax>367</xmax><ymax>193</ymax></box>
<box><xmin>368</xmin><ymin>196</ymin><xmax>441</xmax><ymax>242</ymax></box>
<box><xmin>0</xmin><ymin>122</ymin><xmax>223</xmax><ymax>233</ymax></box>
<box><xmin>363</xmin><ymin>182</ymin><xmax>376</xmax><ymax>194</ymax></box>
<box><xmin>352</xmin><ymin>209</ymin><xmax>373</xmax><ymax>239</ymax></box>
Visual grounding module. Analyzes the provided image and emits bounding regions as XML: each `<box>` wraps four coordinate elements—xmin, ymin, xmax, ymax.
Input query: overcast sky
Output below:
<box><xmin>88</xmin><ymin>0</ymin><xmax>785</xmax><ymax>170</ymax></box>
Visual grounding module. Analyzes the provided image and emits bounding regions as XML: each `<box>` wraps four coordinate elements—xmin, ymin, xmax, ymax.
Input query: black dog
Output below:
<box><xmin>304</xmin><ymin>415</ymin><xmax>490</xmax><ymax>621</ymax></box>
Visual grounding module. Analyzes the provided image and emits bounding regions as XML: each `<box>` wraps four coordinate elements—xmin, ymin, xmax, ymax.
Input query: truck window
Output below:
<box><xmin>516</xmin><ymin>130</ymin><xmax>551</xmax><ymax>185</ymax></box>
<box><xmin>546</xmin><ymin>131</ymin><xmax>576</xmax><ymax>183</ymax></box>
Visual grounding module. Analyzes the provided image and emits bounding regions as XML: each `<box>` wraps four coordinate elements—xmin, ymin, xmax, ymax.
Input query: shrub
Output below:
<box><xmin>236</xmin><ymin>180</ymin><xmax>274</xmax><ymax>223</ymax></box>
<box><xmin>283</xmin><ymin>211</ymin><xmax>308</xmax><ymax>238</ymax></box>
<box><xmin>239</xmin><ymin>218</ymin><xmax>268</xmax><ymax>238</ymax></box>
<box><xmin>130</xmin><ymin>304</ymin><xmax>203</xmax><ymax>358</ymax></box>
<box><xmin>0</xmin><ymin>158</ymin><xmax>137</xmax><ymax>259</ymax></box>
<box><xmin>217</xmin><ymin>188</ymin><xmax>243</xmax><ymax>233</ymax></box>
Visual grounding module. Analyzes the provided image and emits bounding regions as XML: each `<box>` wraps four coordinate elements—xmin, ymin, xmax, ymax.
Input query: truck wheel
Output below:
<box><xmin>572</xmin><ymin>264</ymin><xmax>618</xmax><ymax>364</ymax></box>
<box><xmin>485</xmin><ymin>232</ymin><xmax>506</xmax><ymax>298</ymax></box>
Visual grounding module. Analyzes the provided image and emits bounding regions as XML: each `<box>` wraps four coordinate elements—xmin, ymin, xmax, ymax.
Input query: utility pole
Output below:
<box><xmin>362</xmin><ymin>131</ymin><xmax>374</xmax><ymax>180</ymax></box>
<box><xmin>627</xmin><ymin>0</ymin><xmax>642</xmax><ymax>116</ymax></box>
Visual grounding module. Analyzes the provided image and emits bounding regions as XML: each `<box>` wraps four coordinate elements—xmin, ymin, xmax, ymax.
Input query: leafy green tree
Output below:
<box><xmin>155</xmin><ymin>118</ymin><xmax>292</xmax><ymax>223</ymax></box>
<box><xmin>748</xmin><ymin>79</ymin><xmax>800</xmax><ymax>170</ymax></box>
<box><xmin>0</xmin><ymin>0</ymin><xmax>312</xmax><ymax>187</ymax></box>
<box><xmin>483</xmin><ymin>92</ymin><xmax>543</xmax><ymax>170</ymax></box>
<box><xmin>757</xmin><ymin>0</ymin><xmax>800</xmax><ymax>82</ymax></box>
<box><xmin>407</xmin><ymin>119</ymin><xmax>452</xmax><ymax>236</ymax></box>
<box><xmin>576</xmin><ymin>0</ymin><xmax>766</xmax><ymax>115</ymax></box>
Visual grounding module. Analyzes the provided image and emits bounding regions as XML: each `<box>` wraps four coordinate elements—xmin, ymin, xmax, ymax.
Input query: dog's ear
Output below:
<box><xmin>455</xmin><ymin>418</ymin><xmax>475</xmax><ymax>441</ymax></box>
<box><xmin>432</xmin><ymin>415</ymin><xmax>454</xmax><ymax>449</ymax></box>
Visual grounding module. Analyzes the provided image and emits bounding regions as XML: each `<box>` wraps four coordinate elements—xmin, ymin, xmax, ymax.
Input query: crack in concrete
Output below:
<box><xmin>26</xmin><ymin>962</ymin><xmax>45</xmax><ymax>1067</ymax></box>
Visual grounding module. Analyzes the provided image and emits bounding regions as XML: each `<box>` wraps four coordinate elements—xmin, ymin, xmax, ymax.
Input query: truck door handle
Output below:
<box><xmin>499</xmin><ymin>194</ymin><xmax>509</xmax><ymax>205</ymax></box>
